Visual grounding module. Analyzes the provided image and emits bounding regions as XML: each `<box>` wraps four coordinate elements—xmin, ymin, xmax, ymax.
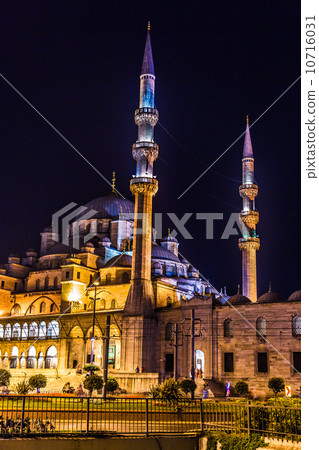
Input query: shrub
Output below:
<box><xmin>29</xmin><ymin>374</ymin><xmax>47</xmax><ymax>392</ymax></box>
<box><xmin>83</xmin><ymin>374</ymin><xmax>103</xmax><ymax>396</ymax></box>
<box><xmin>235</xmin><ymin>381</ymin><xmax>249</xmax><ymax>397</ymax></box>
<box><xmin>0</xmin><ymin>369</ymin><xmax>11</xmax><ymax>387</ymax></box>
<box><xmin>13</xmin><ymin>380</ymin><xmax>32</xmax><ymax>395</ymax></box>
<box><xmin>149</xmin><ymin>378</ymin><xmax>182</xmax><ymax>402</ymax></box>
<box><xmin>268</xmin><ymin>377</ymin><xmax>285</xmax><ymax>397</ymax></box>
<box><xmin>180</xmin><ymin>379</ymin><xmax>197</xmax><ymax>396</ymax></box>
<box><xmin>83</xmin><ymin>364</ymin><xmax>100</xmax><ymax>373</ymax></box>
<box><xmin>219</xmin><ymin>433</ymin><xmax>267</xmax><ymax>449</ymax></box>
<box><xmin>105</xmin><ymin>377</ymin><xmax>119</xmax><ymax>394</ymax></box>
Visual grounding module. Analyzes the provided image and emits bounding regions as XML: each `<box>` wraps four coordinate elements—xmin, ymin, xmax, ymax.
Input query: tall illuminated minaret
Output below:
<box><xmin>124</xmin><ymin>23</ymin><xmax>158</xmax><ymax>316</ymax></box>
<box><xmin>238</xmin><ymin>117</ymin><xmax>260</xmax><ymax>302</ymax></box>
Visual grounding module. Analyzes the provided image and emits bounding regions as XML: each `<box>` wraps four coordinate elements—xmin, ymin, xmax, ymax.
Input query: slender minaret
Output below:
<box><xmin>238</xmin><ymin>117</ymin><xmax>260</xmax><ymax>302</ymax></box>
<box><xmin>124</xmin><ymin>22</ymin><xmax>158</xmax><ymax>317</ymax></box>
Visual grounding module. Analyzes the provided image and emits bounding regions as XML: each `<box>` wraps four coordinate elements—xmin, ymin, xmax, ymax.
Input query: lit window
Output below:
<box><xmin>292</xmin><ymin>316</ymin><xmax>301</xmax><ymax>337</ymax></box>
<box><xmin>224</xmin><ymin>318</ymin><xmax>234</xmax><ymax>338</ymax></box>
<box><xmin>256</xmin><ymin>317</ymin><xmax>267</xmax><ymax>337</ymax></box>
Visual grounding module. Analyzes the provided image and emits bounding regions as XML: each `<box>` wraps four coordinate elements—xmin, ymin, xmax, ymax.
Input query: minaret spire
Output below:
<box><xmin>238</xmin><ymin>116</ymin><xmax>260</xmax><ymax>302</ymax></box>
<box><xmin>124</xmin><ymin>23</ymin><xmax>159</xmax><ymax>315</ymax></box>
<box><xmin>122</xmin><ymin>24</ymin><xmax>159</xmax><ymax>372</ymax></box>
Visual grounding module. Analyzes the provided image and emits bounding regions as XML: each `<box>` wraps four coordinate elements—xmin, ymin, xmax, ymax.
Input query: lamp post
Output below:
<box><xmin>89</xmin><ymin>281</ymin><xmax>100</xmax><ymax>372</ymax></box>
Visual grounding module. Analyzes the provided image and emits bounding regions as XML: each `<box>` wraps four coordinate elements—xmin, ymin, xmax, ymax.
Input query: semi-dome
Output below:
<box><xmin>258</xmin><ymin>290</ymin><xmax>282</xmax><ymax>304</ymax></box>
<box><xmin>104</xmin><ymin>253</ymin><xmax>132</xmax><ymax>268</ymax></box>
<box><xmin>288</xmin><ymin>290</ymin><xmax>301</xmax><ymax>301</ymax></box>
<box><xmin>74</xmin><ymin>192</ymin><xmax>135</xmax><ymax>220</ymax></box>
<box><xmin>151</xmin><ymin>244</ymin><xmax>180</xmax><ymax>262</ymax></box>
<box><xmin>227</xmin><ymin>294</ymin><xmax>252</xmax><ymax>305</ymax></box>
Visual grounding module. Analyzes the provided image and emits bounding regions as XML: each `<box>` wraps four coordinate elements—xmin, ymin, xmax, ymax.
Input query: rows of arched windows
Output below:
<box><xmin>11</xmin><ymin>301</ymin><xmax>59</xmax><ymax>316</ymax></box>
<box><xmin>223</xmin><ymin>316</ymin><xmax>301</xmax><ymax>338</ymax></box>
<box><xmin>0</xmin><ymin>321</ymin><xmax>59</xmax><ymax>340</ymax></box>
<box><xmin>0</xmin><ymin>345</ymin><xmax>58</xmax><ymax>369</ymax></box>
<box><xmin>35</xmin><ymin>277</ymin><xmax>59</xmax><ymax>291</ymax></box>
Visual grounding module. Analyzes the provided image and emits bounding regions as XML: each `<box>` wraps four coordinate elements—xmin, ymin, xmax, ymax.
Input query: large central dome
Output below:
<box><xmin>77</xmin><ymin>193</ymin><xmax>135</xmax><ymax>219</ymax></box>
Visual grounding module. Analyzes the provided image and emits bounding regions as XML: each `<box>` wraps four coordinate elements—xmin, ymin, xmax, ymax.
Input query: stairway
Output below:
<box><xmin>204</xmin><ymin>379</ymin><xmax>226</xmax><ymax>398</ymax></box>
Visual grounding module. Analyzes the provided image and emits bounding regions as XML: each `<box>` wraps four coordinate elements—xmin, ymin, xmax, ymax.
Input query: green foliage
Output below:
<box><xmin>0</xmin><ymin>369</ymin><xmax>11</xmax><ymax>387</ymax></box>
<box><xmin>105</xmin><ymin>377</ymin><xmax>119</xmax><ymax>393</ymax></box>
<box><xmin>29</xmin><ymin>374</ymin><xmax>47</xmax><ymax>390</ymax></box>
<box><xmin>149</xmin><ymin>378</ymin><xmax>182</xmax><ymax>401</ymax></box>
<box><xmin>266</xmin><ymin>397</ymin><xmax>301</xmax><ymax>407</ymax></box>
<box><xmin>13</xmin><ymin>380</ymin><xmax>31</xmax><ymax>395</ymax></box>
<box><xmin>180</xmin><ymin>379</ymin><xmax>197</xmax><ymax>395</ymax></box>
<box><xmin>235</xmin><ymin>381</ymin><xmax>249</xmax><ymax>397</ymax></box>
<box><xmin>83</xmin><ymin>374</ymin><xmax>103</xmax><ymax>396</ymax></box>
<box><xmin>206</xmin><ymin>432</ymin><xmax>218</xmax><ymax>450</ymax></box>
<box><xmin>83</xmin><ymin>364</ymin><xmax>100</xmax><ymax>373</ymax></box>
<box><xmin>218</xmin><ymin>433</ymin><xmax>267</xmax><ymax>449</ymax></box>
<box><xmin>268</xmin><ymin>377</ymin><xmax>285</xmax><ymax>396</ymax></box>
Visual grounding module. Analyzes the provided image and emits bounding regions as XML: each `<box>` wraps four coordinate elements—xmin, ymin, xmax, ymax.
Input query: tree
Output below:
<box><xmin>83</xmin><ymin>374</ymin><xmax>103</xmax><ymax>397</ymax></box>
<box><xmin>0</xmin><ymin>369</ymin><xmax>11</xmax><ymax>387</ymax></box>
<box><xmin>83</xmin><ymin>364</ymin><xmax>100</xmax><ymax>374</ymax></box>
<box><xmin>105</xmin><ymin>377</ymin><xmax>119</xmax><ymax>394</ymax></box>
<box><xmin>29</xmin><ymin>374</ymin><xmax>47</xmax><ymax>393</ymax></box>
<box><xmin>180</xmin><ymin>379</ymin><xmax>197</xmax><ymax>397</ymax></box>
<box><xmin>268</xmin><ymin>377</ymin><xmax>285</xmax><ymax>397</ymax></box>
<box><xmin>149</xmin><ymin>378</ymin><xmax>182</xmax><ymax>401</ymax></box>
<box><xmin>235</xmin><ymin>381</ymin><xmax>249</xmax><ymax>398</ymax></box>
<box><xmin>13</xmin><ymin>380</ymin><xmax>32</xmax><ymax>395</ymax></box>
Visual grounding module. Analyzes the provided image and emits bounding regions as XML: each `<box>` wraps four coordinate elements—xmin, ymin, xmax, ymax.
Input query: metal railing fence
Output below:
<box><xmin>0</xmin><ymin>396</ymin><xmax>300</xmax><ymax>441</ymax></box>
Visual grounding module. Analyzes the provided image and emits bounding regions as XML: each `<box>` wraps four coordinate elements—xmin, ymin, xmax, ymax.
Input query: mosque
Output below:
<box><xmin>0</xmin><ymin>26</ymin><xmax>300</xmax><ymax>397</ymax></box>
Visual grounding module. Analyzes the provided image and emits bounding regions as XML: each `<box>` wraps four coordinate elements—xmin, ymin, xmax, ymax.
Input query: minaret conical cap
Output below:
<box><xmin>141</xmin><ymin>22</ymin><xmax>155</xmax><ymax>76</ymax></box>
<box><xmin>243</xmin><ymin>116</ymin><xmax>254</xmax><ymax>158</ymax></box>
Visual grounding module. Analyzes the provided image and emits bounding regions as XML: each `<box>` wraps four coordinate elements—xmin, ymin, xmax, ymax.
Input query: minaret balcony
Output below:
<box><xmin>130</xmin><ymin>176</ymin><xmax>158</xmax><ymax>196</ymax></box>
<box><xmin>240</xmin><ymin>210</ymin><xmax>259</xmax><ymax>228</ymax></box>
<box><xmin>134</xmin><ymin>107</ymin><xmax>159</xmax><ymax>126</ymax></box>
<box><xmin>238</xmin><ymin>236</ymin><xmax>260</xmax><ymax>251</ymax></box>
<box><xmin>132</xmin><ymin>141</ymin><xmax>159</xmax><ymax>162</ymax></box>
<box><xmin>239</xmin><ymin>184</ymin><xmax>258</xmax><ymax>200</ymax></box>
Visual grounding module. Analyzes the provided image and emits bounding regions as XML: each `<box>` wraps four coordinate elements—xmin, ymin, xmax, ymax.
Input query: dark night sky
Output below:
<box><xmin>0</xmin><ymin>1</ymin><xmax>300</xmax><ymax>298</ymax></box>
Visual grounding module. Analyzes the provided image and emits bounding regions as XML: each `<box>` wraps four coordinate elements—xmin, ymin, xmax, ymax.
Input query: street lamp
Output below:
<box><xmin>89</xmin><ymin>281</ymin><xmax>100</xmax><ymax>368</ymax></box>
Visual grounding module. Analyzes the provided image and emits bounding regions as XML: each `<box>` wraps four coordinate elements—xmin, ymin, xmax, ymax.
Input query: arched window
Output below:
<box><xmin>100</xmin><ymin>299</ymin><xmax>106</xmax><ymax>310</ymax></box>
<box><xmin>110</xmin><ymin>299</ymin><xmax>117</xmax><ymax>309</ymax></box>
<box><xmin>256</xmin><ymin>317</ymin><xmax>267</xmax><ymax>337</ymax></box>
<box><xmin>0</xmin><ymin>324</ymin><xmax>4</xmax><ymax>339</ymax></box>
<box><xmin>44</xmin><ymin>276</ymin><xmax>49</xmax><ymax>289</ymax></box>
<box><xmin>39</xmin><ymin>321</ymin><xmax>46</xmax><ymax>338</ymax></box>
<box><xmin>83</xmin><ymin>303</ymin><xmax>87</xmax><ymax>311</ymax></box>
<box><xmin>165</xmin><ymin>322</ymin><xmax>174</xmax><ymax>341</ymax></box>
<box><xmin>28</xmin><ymin>304</ymin><xmax>35</xmax><ymax>314</ymax></box>
<box><xmin>106</xmin><ymin>274</ymin><xmax>111</xmax><ymax>284</ymax></box>
<box><xmin>47</xmin><ymin>321</ymin><xmax>59</xmax><ymax>338</ymax></box>
<box><xmin>5</xmin><ymin>324</ymin><xmax>12</xmax><ymax>339</ymax></box>
<box><xmin>167</xmin><ymin>297</ymin><xmax>172</xmax><ymax>306</ymax></box>
<box><xmin>27</xmin><ymin>346</ymin><xmax>36</xmax><ymax>368</ymax></box>
<box><xmin>40</xmin><ymin>301</ymin><xmax>46</xmax><ymax>313</ymax></box>
<box><xmin>38</xmin><ymin>352</ymin><xmax>44</xmax><ymax>369</ymax></box>
<box><xmin>22</xmin><ymin>323</ymin><xmax>28</xmax><ymax>340</ymax></box>
<box><xmin>53</xmin><ymin>277</ymin><xmax>58</xmax><ymax>289</ymax></box>
<box><xmin>292</xmin><ymin>315</ymin><xmax>301</xmax><ymax>337</ymax></box>
<box><xmin>50</xmin><ymin>303</ymin><xmax>58</xmax><ymax>313</ymax></box>
<box><xmin>36</xmin><ymin>279</ymin><xmax>40</xmax><ymax>290</ymax></box>
<box><xmin>12</xmin><ymin>323</ymin><xmax>21</xmax><ymax>339</ymax></box>
<box><xmin>224</xmin><ymin>318</ymin><xmax>234</xmax><ymax>337</ymax></box>
<box><xmin>122</xmin><ymin>272</ymin><xmax>130</xmax><ymax>283</ymax></box>
<box><xmin>20</xmin><ymin>352</ymin><xmax>26</xmax><ymax>368</ymax></box>
<box><xmin>11</xmin><ymin>304</ymin><xmax>21</xmax><ymax>316</ymax></box>
<box><xmin>29</xmin><ymin>322</ymin><xmax>38</xmax><ymax>338</ymax></box>
<box><xmin>10</xmin><ymin>346</ymin><xmax>19</xmax><ymax>368</ymax></box>
<box><xmin>97</xmin><ymin>222</ymin><xmax>103</xmax><ymax>233</ymax></box>
<box><xmin>45</xmin><ymin>345</ymin><xmax>57</xmax><ymax>369</ymax></box>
